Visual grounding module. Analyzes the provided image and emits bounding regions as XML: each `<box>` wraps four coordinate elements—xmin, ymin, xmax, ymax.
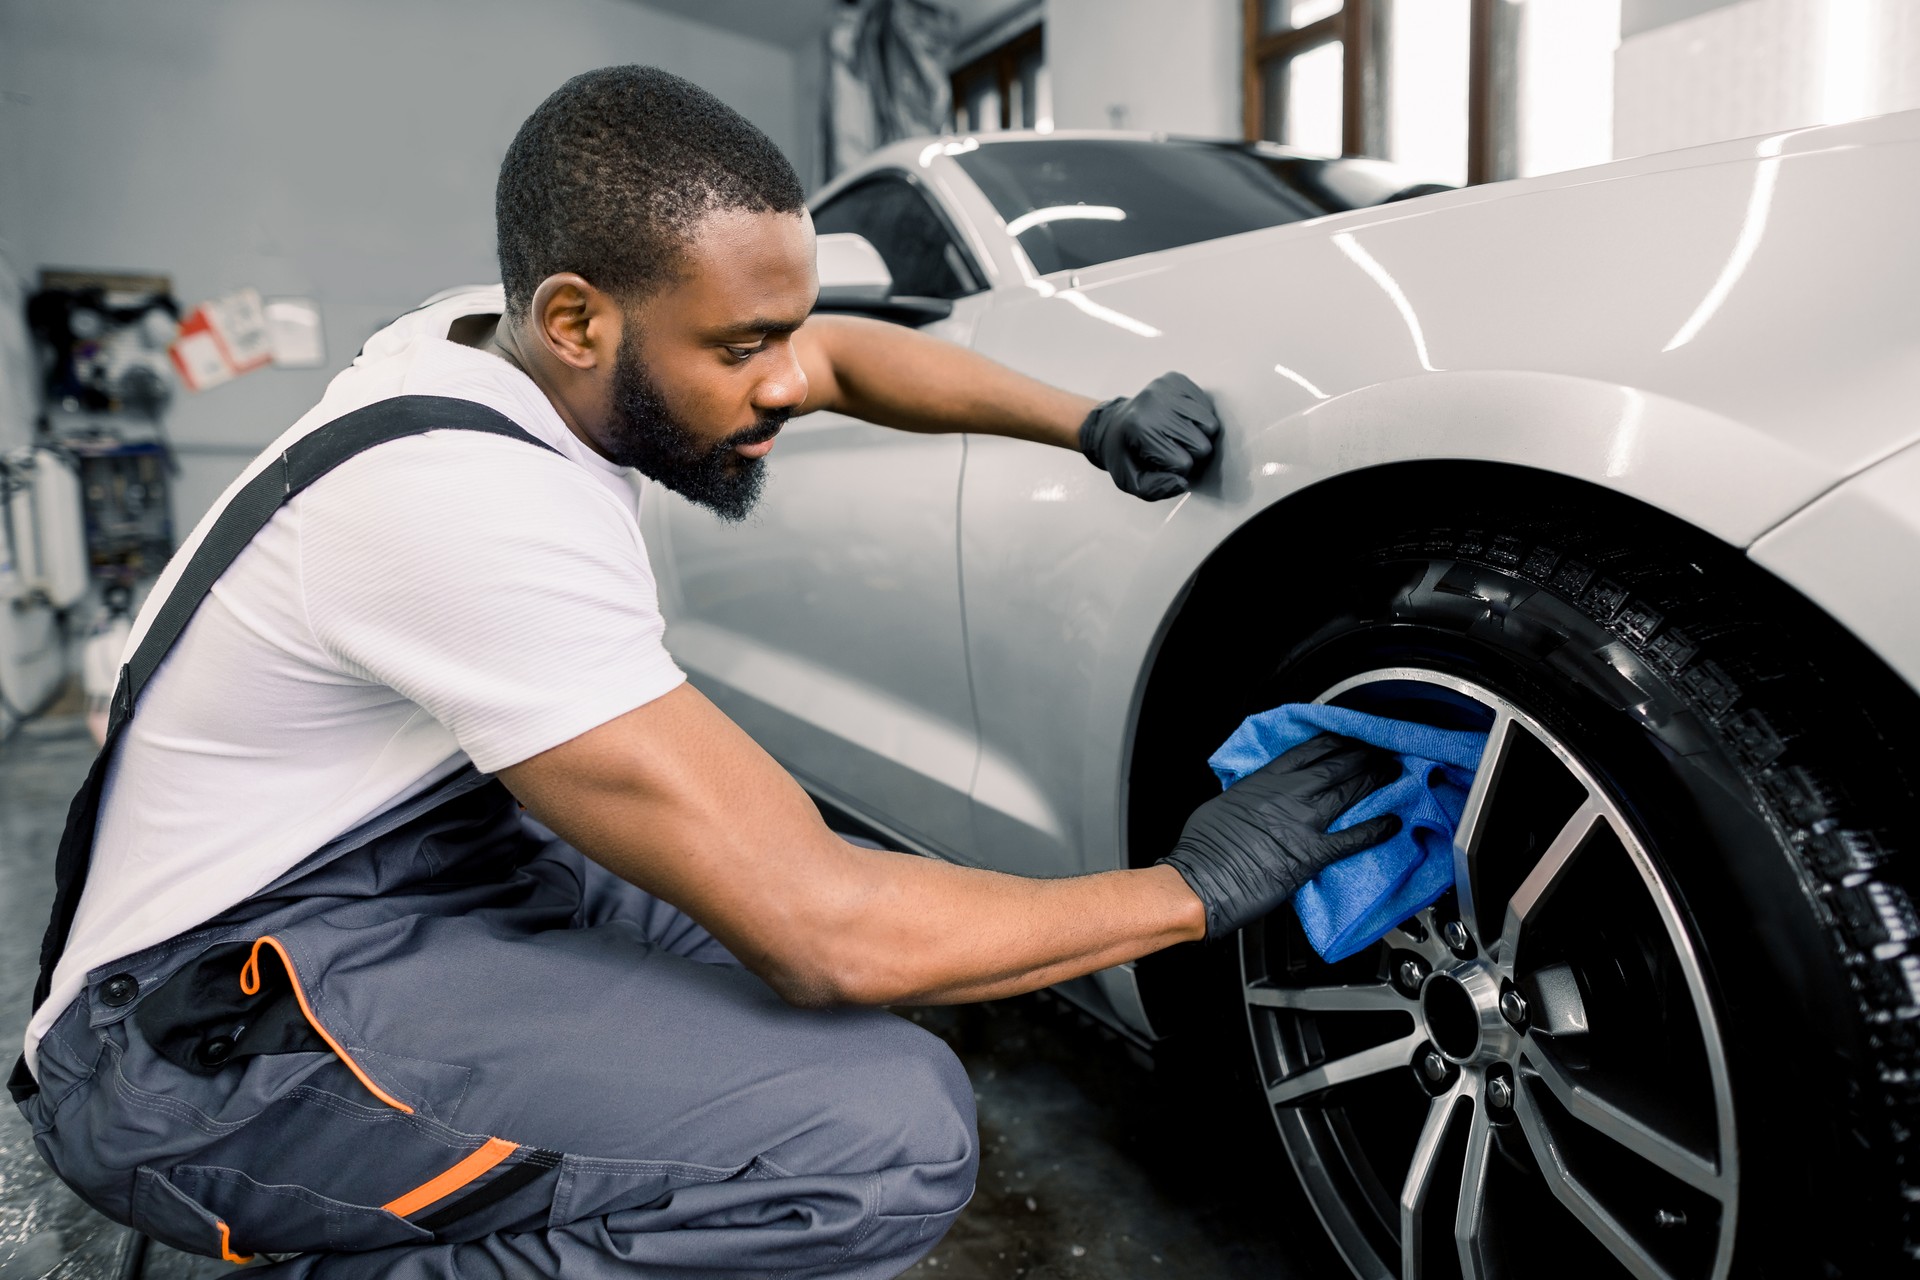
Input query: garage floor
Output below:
<box><xmin>0</xmin><ymin>716</ymin><xmax>1341</xmax><ymax>1279</ymax></box>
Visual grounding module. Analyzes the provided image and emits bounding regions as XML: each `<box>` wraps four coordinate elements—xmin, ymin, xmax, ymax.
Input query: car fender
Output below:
<box><xmin>1068</xmin><ymin>370</ymin><xmax>1826</xmax><ymax>881</ymax></box>
<box><xmin>1223</xmin><ymin>368</ymin><xmax>1827</xmax><ymax>545</ymax></box>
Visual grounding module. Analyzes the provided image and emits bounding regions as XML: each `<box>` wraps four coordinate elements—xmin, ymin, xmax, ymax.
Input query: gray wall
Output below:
<box><xmin>0</xmin><ymin>0</ymin><xmax>809</xmax><ymax>531</ymax></box>
<box><xmin>0</xmin><ymin>245</ymin><xmax>31</xmax><ymax>456</ymax></box>
<box><xmin>1048</xmin><ymin>0</ymin><xmax>1239</xmax><ymax>136</ymax></box>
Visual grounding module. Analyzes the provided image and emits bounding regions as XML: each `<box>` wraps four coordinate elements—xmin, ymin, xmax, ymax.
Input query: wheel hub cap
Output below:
<box><xmin>1420</xmin><ymin>964</ymin><xmax>1509</xmax><ymax>1065</ymax></box>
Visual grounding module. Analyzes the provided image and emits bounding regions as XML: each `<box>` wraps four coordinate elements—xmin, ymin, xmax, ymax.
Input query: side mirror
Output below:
<box><xmin>813</xmin><ymin>232</ymin><xmax>954</xmax><ymax>326</ymax></box>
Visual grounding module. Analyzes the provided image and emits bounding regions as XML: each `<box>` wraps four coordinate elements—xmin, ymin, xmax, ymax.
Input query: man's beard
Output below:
<box><xmin>605</xmin><ymin>330</ymin><xmax>784</xmax><ymax>522</ymax></box>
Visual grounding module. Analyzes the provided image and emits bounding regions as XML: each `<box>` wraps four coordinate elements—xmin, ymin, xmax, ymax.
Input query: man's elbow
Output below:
<box><xmin>761</xmin><ymin>962</ymin><xmax>844</xmax><ymax>1008</ymax></box>
<box><xmin>760</xmin><ymin>946</ymin><xmax>907</xmax><ymax>1009</ymax></box>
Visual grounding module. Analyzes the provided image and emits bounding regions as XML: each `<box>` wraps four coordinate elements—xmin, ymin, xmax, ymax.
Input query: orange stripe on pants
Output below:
<box><xmin>383</xmin><ymin>1137</ymin><xmax>521</xmax><ymax>1218</ymax></box>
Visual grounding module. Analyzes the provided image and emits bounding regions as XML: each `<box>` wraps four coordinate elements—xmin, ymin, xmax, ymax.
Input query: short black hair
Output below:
<box><xmin>496</xmin><ymin>65</ymin><xmax>805</xmax><ymax>318</ymax></box>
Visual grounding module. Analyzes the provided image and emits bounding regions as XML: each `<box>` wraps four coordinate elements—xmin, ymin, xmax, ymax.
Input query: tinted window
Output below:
<box><xmin>954</xmin><ymin>139</ymin><xmax>1435</xmax><ymax>274</ymax></box>
<box><xmin>811</xmin><ymin>178</ymin><xmax>978</xmax><ymax>299</ymax></box>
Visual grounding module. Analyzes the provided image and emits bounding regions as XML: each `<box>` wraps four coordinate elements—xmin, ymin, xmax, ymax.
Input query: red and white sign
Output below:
<box><xmin>170</xmin><ymin>288</ymin><xmax>274</xmax><ymax>391</ymax></box>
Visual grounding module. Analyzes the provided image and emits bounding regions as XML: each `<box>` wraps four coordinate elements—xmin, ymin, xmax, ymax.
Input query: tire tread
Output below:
<box><xmin>1435</xmin><ymin>520</ymin><xmax>1920</xmax><ymax>1264</ymax></box>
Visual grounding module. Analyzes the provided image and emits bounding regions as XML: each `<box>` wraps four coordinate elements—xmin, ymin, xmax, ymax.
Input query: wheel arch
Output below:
<box><xmin>1118</xmin><ymin>457</ymin><xmax>1916</xmax><ymax>874</ymax></box>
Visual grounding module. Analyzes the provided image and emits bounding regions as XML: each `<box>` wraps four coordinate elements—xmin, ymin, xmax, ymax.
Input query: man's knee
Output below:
<box><xmin>808</xmin><ymin>1013</ymin><xmax>978</xmax><ymax>1216</ymax></box>
<box><xmin>888</xmin><ymin>1021</ymin><xmax>978</xmax><ymax>1215</ymax></box>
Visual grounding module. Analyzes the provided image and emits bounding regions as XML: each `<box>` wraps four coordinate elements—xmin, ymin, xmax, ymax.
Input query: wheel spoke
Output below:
<box><xmin>1494</xmin><ymin>799</ymin><xmax>1604</xmax><ymax>967</ymax></box>
<box><xmin>1520</xmin><ymin>1039</ymin><xmax>1727</xmax><ymax>1197</ymax></box>
<box><xmin>1451</xmin><ymin>712</ymin><xmax>1516</xmax><ymax>942</ymax></box>
<box><xmin>1245</xmin><ymin>981</ymin><xmax>1408</xmax><ymax>1013</ymax></box>
<box><xmin>1399</xmin><ymin>1086</ymin><xmax>1464</xmax><ymax>1280</ymax></box>
<box><xmin>1265</xmin><ymin>1030</ymin><xmax>1424</xmax><ymax>1107</ymax></box>
<box><xmin>1514</xmin><ymin>1079</ymin><xmax>1685</xmax><ymax>1280</ymax></box>
<box><xmin>1454</xmin><ymin>1086</ymin><xmax>1496</xmax><ymax>1280</ymax></box>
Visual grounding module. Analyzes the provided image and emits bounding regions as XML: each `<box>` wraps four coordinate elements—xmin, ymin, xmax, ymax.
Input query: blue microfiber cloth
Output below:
<box><xmin>1208</xmin><ymin>704</ymin><xmax>1487</xmax><ymax>963</ymax></box>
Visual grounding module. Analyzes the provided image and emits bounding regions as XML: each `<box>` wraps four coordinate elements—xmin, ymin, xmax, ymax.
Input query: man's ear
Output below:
<box><xmin>527</xmin><ymin>274</ymin><xmax>618</xmax><ymax>372</ymax></box>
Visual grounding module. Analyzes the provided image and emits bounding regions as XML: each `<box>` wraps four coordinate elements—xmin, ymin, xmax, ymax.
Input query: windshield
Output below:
<box><xmin>953</xmin><ymin>139</ymin><xmax>1440</xmax><ymax>275</ymax></box>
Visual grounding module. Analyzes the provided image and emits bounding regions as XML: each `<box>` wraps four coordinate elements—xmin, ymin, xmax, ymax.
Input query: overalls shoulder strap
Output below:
<box><xmin>115</xmin><ymin>395</ymin><xmax>558</xmax><ymax>728</ymax></box>
<box><xmin>10</xmin><ymin>395</ymin><xmax>559</xmax><ymax>1101</ymax></box>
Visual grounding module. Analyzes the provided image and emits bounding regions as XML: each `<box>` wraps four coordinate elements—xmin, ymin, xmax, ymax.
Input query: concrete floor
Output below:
<box><xmin>0</xmin><ymin>715</ymin><xmax>1341</xmax><ymax>1279</ymax></box>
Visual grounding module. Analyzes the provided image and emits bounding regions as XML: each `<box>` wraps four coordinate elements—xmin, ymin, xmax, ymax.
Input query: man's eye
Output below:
<box><xmin>725</xmin><ymin>345</ymin><xmax>760</xmax><ymax>361</ymax></box>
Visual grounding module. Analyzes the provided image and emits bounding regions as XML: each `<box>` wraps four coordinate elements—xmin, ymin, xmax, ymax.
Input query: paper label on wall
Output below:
<box><xmin>170</xmin><ymin>328</ymin><xmax>233</xmax><ymax>391</ymax></box>
<box><xmin>170</xmin><ymin>288</ymin><xmax>273</xmax><ymax>391</ymax></box>
<box><xmin>205</xmin><ymin>288</ymin><xmax>273</xmax><ymax>372</ymax></box>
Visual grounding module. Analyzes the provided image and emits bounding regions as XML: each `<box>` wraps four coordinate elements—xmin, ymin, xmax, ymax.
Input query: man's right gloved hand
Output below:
<box><xmin>1159</xmin><ymin>733</ymin><xmax>1402</xmax><ymax>941</ymax></box>
<box><xmin>1079</xmin><ymin>371</ymin><xmax>1221</xmax><ymax>502</ymax></box>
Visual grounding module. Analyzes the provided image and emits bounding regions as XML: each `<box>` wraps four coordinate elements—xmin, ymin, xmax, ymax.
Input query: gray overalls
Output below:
<box><xmin>11</xmin><ymin>397</ymin><xmax>977</xmax><ymax>1277</ymax></box>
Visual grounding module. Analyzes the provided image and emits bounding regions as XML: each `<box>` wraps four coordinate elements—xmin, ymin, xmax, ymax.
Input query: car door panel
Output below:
<box><xmin>655</xmin><ymin>414</ymin><xmax>976</xmax><ymax>856</ymax></box>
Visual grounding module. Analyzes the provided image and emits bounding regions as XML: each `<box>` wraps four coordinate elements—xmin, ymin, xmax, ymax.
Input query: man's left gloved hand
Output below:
<box><xmin>1158</xmin><ymin>733</ymin><xmax>1403</xmax><ymax>941</ymax></box>
<box><xmin>1079</xmin><ymin>371</ymin><xmax>1222</xmax><ymax>501</ymax></box>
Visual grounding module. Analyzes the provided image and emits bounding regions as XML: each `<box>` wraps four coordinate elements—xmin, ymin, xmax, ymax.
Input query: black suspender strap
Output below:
<box><xmin>12</xmin><ymin>396</ymin><xmax>559</xmax><ymax>1101</ymax></box>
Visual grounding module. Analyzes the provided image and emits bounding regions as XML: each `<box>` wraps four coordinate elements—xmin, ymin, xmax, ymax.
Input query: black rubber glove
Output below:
<box><xmin>1159</xmin><ymin>733</ymin><xmax>1403</xmax><ymax>941</ymax></box>
<box><xmin>1079</xmin><ymin>371</ymin><xmax>1222</xmax><ymax>501</ymax></box>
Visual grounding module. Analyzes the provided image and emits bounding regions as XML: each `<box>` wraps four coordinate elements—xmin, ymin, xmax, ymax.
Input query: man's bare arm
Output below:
<box><xmin>791</xmin><ymin>313</ymin><xmax>1223</xmax><ymax>501</ymax></box>
<box><xmin>499</xmin><ymin>683</ymin><xmax>1205</xmax><ymax>1007</ymax></box>
<box><xmin>792</xmin><ymin>313</ymin><xmax>1094</xmax><ymax>449</ymax></box>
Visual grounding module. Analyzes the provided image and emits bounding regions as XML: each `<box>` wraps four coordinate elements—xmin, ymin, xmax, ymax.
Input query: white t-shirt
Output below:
<box><xmin>25</xmin><ymin>285</ymin><xmax>686</xmax><ymax>1074</ymax></box>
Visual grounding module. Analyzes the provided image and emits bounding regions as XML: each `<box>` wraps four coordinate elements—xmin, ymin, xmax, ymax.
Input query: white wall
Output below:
<box><xmin>1615</xmin><ymin>0</ymin><xmax>1920</xmax><ymax>157</ymax></box>
<box><xmin>1515</xmin><ymin>0</ymin><xmax>1621</xmax><ymax>177</ymax></box>
<box><xmin>1046</xmin><ymin>0</ymin><xmax>1240</xmax><ymax>136</ymax></box>
<box><xmin>0</xmin><ymin>0</ymin><xmax>809</xmax><ymax>533</ymax></box>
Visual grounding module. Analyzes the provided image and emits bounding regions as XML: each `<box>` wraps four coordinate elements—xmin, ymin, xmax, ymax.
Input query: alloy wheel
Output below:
<box><xmin>1240</xmin><ymin>668</ymin><xmax>1738</xmax><ymax>1280</ymax></box>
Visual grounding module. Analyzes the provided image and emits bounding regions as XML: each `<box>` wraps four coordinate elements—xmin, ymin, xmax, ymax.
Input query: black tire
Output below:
<box><xmin>1130</xmin><ymin>475</ymin><xmax>1920</xmax><ymax>1278</ymax></box>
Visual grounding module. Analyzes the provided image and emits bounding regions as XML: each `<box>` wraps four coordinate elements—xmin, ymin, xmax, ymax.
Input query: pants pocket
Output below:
<box><xmin>155</xmin><ymin>1163</ymin><xmax>435</xmax><ymax>1255</ymax></box>
<box><xmin>132</xmin><ymin>1166</ymin><xmax>236</xmax><ymax>1258</ymax></box>
<box><xmin>549</xmin><ymin>1152</ymin><xmax>746</xmax><ymax>1229</ymax></box>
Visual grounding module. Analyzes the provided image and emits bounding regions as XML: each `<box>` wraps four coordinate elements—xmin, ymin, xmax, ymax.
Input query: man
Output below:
<box><xmin>15</xmin><ymin>67</ymin><xmax>1398</xmax><ymax>1277</ymax></box>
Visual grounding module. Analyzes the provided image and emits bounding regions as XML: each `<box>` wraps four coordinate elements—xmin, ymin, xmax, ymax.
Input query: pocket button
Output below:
<box><xmin>100</xmin><ymin>974</ymin><xmax>139</xmax><ymax>1007</ymax></box>
<box><xmin>199</xmin><ymin>1036</ymin><xmax>234</xmax><ymax>1067</ymax></box>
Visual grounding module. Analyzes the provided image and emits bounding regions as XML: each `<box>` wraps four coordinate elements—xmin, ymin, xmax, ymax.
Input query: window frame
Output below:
<box><xmin>949</xmin><ymin>23</ymin><xmax>1044</xmax><ymax>132</ymax></box>
<box><xmin>1241</xmin><ymin>0</ymin><xmax>1519</xmax><ymax>184</ymax></box>
<box><xmin>1241</xmin><ymin>0</ymin><xmax>1384</xmax><ymax>158</ymax></box>
<box><xmin>808</xmin><ymin>169</ymin><xmax>989</xmax><ymax>300</ymax></box>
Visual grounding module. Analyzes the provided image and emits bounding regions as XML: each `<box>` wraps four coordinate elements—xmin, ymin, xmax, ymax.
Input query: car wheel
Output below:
<box><xmin>1244</xmin><ymin>669</ymin><xmax>1735</xmax><ymax>1280</ymax></box>
<box><xmin>1130</xmin><ymin>487</ymin><xmax>1919</xmax><ymax>1279</ymax></box>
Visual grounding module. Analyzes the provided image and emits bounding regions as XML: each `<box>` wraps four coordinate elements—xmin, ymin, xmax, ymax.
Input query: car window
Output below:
<box><xmin>811</xmin><ymin>177</ymin><xmax>978</xmax><ymax>299</ymax></box>
<box><xmin>953</xmin><ymin>139</ymin><xmax>1436</xmax><ymax>275</ymax></box>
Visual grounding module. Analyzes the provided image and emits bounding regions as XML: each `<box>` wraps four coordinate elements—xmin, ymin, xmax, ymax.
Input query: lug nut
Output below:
<box><xmin>1420</xmin><ymin>1049</ymin><xmax>1449</xmax><ymax>1083</ymax></box>
<box><xmin>1654</xmin><ymin>1208</ymin><xmax>1687</xmax><ymax>1229</ymax></box>
<box><xmin>1485</xmin><ymin>1074</ymin><xmax>1514</xmax><ymax>1110</ymax></box>
<box><xmin>1441</xmin><ymin>920</ymin><xmax>1474</xmax><ymax>958</ymax></box>
<box><xmin>1397</xmin><ymin>956</ymin><xmax>1430</xmax><ymax>992</ymax></box>
<box><xmin>1500</xmin><ymin>988</ymin><xmax>1529</xmax><ymax>1030</ymax></box>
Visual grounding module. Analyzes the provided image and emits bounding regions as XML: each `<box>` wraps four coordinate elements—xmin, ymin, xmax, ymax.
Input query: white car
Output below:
<box><xmin>643</xmin><ymin>124</ymin><xmax>1920</xmax><ymax>1278</ymax></box>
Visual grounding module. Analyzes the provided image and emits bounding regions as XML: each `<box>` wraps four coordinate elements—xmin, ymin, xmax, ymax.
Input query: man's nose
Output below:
<box><xmin>754</xmin><ymin>343</ymin><xmax>808</xmax><ymax>413</ymax></box>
